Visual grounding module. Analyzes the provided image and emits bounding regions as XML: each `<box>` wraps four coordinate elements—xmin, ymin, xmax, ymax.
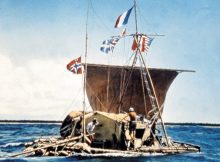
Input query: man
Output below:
<box><xmin>124</xmin><ymin>107</ymin><xmax>137</xmax><ymax>150</ymax></box>
<box><xmin>86</xmin><ymin>118</ymin><xmax>99</xmax><ymax>141</ymax></box>
<box><xmin>74</xmin><ymin>115</ymin><xmax>83</xmax><ymax>136</ymax></box>
<box><xmin>128</xmin><ymin>107</ymin><xmax>137</xmax><ymax>140</ymax></box>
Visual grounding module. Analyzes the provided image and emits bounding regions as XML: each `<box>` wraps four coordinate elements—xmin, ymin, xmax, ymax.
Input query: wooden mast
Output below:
<box><xmin>82</xmin><ymin>2</ymin><xmax>90</xmax><ymax>143</ymax></box>
<box><xmin>133</xmin><ymin>0</ymin><xmax>170</xmax><ymax>146</ymax></box>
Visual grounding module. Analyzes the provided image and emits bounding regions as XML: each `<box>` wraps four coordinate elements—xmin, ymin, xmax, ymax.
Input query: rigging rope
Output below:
<box><xmin>86</xmin><ymin>82</ymin><xmax>108</xmax><ymax>111</ymax></box>
<box><xmin>139</xmin><ymin>55</ymin><xmax>148</xmax><ymax>117</ymax></box>
<box><xmin>90</xmin><ymin>0</ymin><xmax>112</xmax><ymax>35</ymax></box>
<box><xmin>59</xmin><ymin>83</ymin><xmax>83</xmax><ymax>121</ymax></box>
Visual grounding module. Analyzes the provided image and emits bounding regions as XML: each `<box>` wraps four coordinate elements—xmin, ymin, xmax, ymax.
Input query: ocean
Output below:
<box><xmin>0</xmin><ymin>123</ymin><xmax>219</xmax><ymax>162</ymax></box>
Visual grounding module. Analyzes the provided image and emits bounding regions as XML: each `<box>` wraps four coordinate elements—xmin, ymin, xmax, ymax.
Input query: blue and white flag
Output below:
<box><xmin>114</xmin><ymin>7</ymin><xmax>133</xmax><ymax>28</ymax></box>
<box><xmin>100</xmin><ymin>37</ymin><xmax>120</xmax><ymax>54</ymax></box>
<box><xmin>100</xmin><ymin>39</ymin><xmax>111</xmax><ymax>54</ymax></box>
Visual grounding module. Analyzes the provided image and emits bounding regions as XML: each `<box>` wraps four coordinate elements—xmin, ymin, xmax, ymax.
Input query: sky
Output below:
<box><xmin>0</xmin><ymin>0</ymin><xmax>220</xmax><ymax>123</ymax></box>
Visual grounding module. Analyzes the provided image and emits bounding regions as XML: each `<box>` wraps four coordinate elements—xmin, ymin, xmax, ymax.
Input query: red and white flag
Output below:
<box><xmin>120</xmin><ymin>28</ymin><xmax>126</xmax><ymax>37</ymax></box>
<box><xmin>131</xmin><ymin>35</ymin><xmax>154</xmax><ymax>53</ymax></box>
<box><xmin>67</xmin><ymin>56</ymin><xmax>83</xmax><ymax>74</ymax></box>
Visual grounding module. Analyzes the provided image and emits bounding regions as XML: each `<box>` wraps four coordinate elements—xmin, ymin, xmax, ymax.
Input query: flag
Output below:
<box><xmin>132</xmin><ymin>35</ymin><xmax>154</xmax><ymax>53</ymax></box>
<box><xmin>100</xmin><ymin>39</ymin><xmax>111</xmax><ymax>54</ymax></box>
<box><xmin>67</xmin><ymin>56</ymin><xmax>82</xmax><ymax>74</ymax></box>
<box><xmin>111</xmin><ymin>37</ymin><xmax>120</xmax><ymax>48</ymax></box>
<box><xmin>131</xmin><ymin>37</ymin><xmax>138</xmax><ymax>51</ymax></box>
<box><xmin>100</xmin><ymin>37</ymin><xmax>120</xmax><ymax>54</ymax></box>
<box><xmin>120</xmin><ymin>28</ymin><xmax>126</xmax><ymax>37</ymax></box>
<box><xmin>141</xmin><ymin>35</ymin><xmax>154</xmax><ymax>52</ymax></box>
<box><xmin>114</xmin><ymin>7</ymin><xmax>133</xmax><ymax>28</ymax></box>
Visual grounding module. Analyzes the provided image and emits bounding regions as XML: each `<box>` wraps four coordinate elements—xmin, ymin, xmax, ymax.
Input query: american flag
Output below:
<box><xmin>66</xmin><ymin>56</ymin><xmax>82</xmax><ymax>74</ymax></box>
<box><xmin>100</xmin><ymin>37</ymin><xmax>120</xmax><ymax>54</ymax></box>
<box><xmin>132</xmin><ymin>35</ymin><xmax>154</xmax><ymax>53</ymax></box>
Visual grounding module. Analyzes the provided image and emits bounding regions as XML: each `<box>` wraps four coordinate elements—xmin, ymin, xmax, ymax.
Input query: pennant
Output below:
<box><xmin>100</xmin><ymin>37</ymin><xmax>120</xmax><ymax>54</ymax></box>
<box><xmin>141</xmin><ymin>35</ymin><xmax>154</xmax><ymax>52</ymax></box>
<box><xmin>131</xmin><ymin>37</ymin><xmax>138</xmax><ymax>51</ymax></box>
<box><xmin>132</xmin><ymin>35</ymin><xmax>154</xmax><ymax>53</ymax></box>
<box><xmin>114</xmin><ymin>7</ymin><xmax>133</xmax><ymax>28</ymax></box>
<box><xmin>67</xmin><ymin>56</ymin><xmax>82</xmax><ymax>74</ymax></box>
<box><xmin>120</xmin><ymin>28</ymin><xmax>126</xmax><ymax>37</ymax></box>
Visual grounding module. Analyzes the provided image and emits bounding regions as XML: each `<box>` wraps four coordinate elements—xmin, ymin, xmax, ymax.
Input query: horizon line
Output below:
<box><xmin>0</xmin><ymin>120</ymin><xmax>220</xmax><ymax>126</ymax></box>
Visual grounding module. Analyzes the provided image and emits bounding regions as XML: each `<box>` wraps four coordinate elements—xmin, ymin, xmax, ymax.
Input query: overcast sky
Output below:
<box><xmin>0</xmin><ymin>0</ymin><xmax>220</xmax><ymax>123</ymax></box>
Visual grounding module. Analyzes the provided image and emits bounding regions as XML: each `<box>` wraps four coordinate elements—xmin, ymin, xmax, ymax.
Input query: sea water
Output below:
<box><xmin>0</xmin><ymin>123</ymin><xmax>219</xmax><ymax>162</ymax></box>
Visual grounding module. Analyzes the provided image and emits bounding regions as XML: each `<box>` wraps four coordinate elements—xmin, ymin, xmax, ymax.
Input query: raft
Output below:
<box><xmin>10</xmin><ymin>135</ymin><xmax>199</xmax><ymax>157</ymax></box>
<box><xmin>10</xmin><ymin>111</ymin><xmax>200</xmax><ymax>157</ymax></box>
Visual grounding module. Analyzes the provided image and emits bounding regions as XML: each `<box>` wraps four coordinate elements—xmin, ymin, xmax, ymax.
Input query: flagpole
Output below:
<box><xmin>83</xmin><ymin>2</ymin><xmax>90</xmax><ymax>143</ymax></box>
<box><xmin>134</xmin><ymin>0</ymin><xmax>138</xmax><ymax>34</ymax></box>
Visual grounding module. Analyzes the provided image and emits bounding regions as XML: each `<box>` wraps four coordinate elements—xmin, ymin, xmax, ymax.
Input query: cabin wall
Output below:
<box><xmin>86</xmin><ymin>114</ymin><xmax>121</xmax><ymax>148</ymax></box>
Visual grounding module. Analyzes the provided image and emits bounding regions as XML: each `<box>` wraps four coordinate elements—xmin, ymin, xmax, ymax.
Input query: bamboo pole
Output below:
<box><xmin>90</xmin><ymin>145</ymin><xmax>199</xmax><ymax>154</ymax></box>
<box><xmin>90</xmin><ymin>148</ymin><xmax>137</xmax><ymax>154</ymax></box>
<box><xmin>82</xmin><ymin>0</ymin><xmax>90</xmax><ymax>143</ymax></box>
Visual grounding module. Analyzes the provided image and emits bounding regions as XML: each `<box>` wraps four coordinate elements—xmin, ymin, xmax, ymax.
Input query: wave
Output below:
<box><xmin>0</xmin><ymin>142</ymin><xmax>23</xmax><ymax>148</ymax></box>
<box><xmin>71</xmin><ymin>152</ymin><xmax>165</xmax><ymax>158</ymax></box>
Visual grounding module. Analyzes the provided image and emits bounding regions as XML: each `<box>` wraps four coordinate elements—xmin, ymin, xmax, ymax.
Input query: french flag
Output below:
<box><xmin>114</xmin><ymin>7</ymin><xmax>133</xmax><ymax>28</ymax></box>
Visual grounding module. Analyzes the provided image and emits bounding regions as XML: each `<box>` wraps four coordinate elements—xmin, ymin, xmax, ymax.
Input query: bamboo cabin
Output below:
<box><xmin>60</xmin><ymin>111</ymin><xmax>161</xmax><ymax>150</ymax></box>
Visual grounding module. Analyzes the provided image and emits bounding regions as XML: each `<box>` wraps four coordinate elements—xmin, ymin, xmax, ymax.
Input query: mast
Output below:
<box><xmin>82</xmin><ymin>2</ymin><xmax>90</xmax><ymax>143</ymax></box>
<box><xmin>134</xmin><ymin>0</ymin><xmax>138</xmax><ymax>34</ymax></box>
<box><xmin>133</xmin><ymin>0</ymin><xmax>170</xmax><ymax>146</ymax></box>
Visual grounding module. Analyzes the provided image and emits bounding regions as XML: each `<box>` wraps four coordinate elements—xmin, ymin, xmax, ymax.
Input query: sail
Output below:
<box><xmin>85</xmin><ymin>63</ymin><xmax>185</xmax><ymax>118</ymax></box>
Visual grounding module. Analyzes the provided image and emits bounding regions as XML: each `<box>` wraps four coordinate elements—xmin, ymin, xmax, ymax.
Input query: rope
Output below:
<box><xmin>90</xmin><ymin>0</ymin><xmax>112</xmax><ymax>35</ymax></box>
<box><xmin>86</xmin><ymin>83</ymin><xmax>108</xmax><ymax>111</ymax></box>
<box><xmin>59</xmin><ymin>84</ymin><xmax>83</xmax><ymax>121</ymax></box>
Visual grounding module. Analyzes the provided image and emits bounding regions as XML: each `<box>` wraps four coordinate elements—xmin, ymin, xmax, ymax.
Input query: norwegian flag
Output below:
<box><xmin>67</xmin><ymin>56</ymin><xmax>83</xmax><ymax>74</ymax></box>
<box><xmin>132</xmin><ymin>35</ymin><xmax>154</xmax><ymax>53</ymax></box>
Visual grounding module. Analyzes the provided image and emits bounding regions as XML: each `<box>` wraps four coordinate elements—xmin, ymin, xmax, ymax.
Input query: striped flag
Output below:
<box><xmin>100</xmin><ymin>37</ymin><xmax>120</xmax><ymax>54</ymax></box>
<box><xmin>67</xmin><ymin>56</ymin><xmax>83</xmax><ymax>74</ymax></box>
<box><xmin>132</xmin><ymin>35</ymin><xmax>154</xmax><ymax>53</ymax></box>
<box><xmin>114</xmin><ymin>7</ymin><xmax>133</xmax><ymax>28</ymax></box>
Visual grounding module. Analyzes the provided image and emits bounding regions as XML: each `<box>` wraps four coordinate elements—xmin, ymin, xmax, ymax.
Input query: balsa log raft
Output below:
<box><xmin>12</xmin><ymin>111</ymin><xmax>199</xmax><ymax>157</ymax></box>
<box><xmin>18</xmin><ymin>137</ymin><xmax>199</xmax><ymax>157</ymax></box>
<box><xmin>9</xmin><ymin>136</ymin><xmax>85</xmax><ymax>157</ymax></box>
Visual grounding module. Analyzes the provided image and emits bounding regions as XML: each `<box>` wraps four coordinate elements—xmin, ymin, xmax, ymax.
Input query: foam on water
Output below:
<box><xmin>0</xmin><ymin>142</ymin><xmax>23</xmax><ymax>148</ymax></box>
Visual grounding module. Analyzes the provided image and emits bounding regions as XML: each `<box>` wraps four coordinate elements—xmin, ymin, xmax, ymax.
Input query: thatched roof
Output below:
<box><xmin>93</xmin><ymin>111</ymin><xmax>129</xmax><ymax>122</ymax></box>
<box><xmin>68</xmin><ymin>111</ymin><xmax>129</xmax><ymax>122</ymax></box>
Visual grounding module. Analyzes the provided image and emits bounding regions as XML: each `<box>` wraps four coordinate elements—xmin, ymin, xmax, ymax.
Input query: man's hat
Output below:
<box><xmin>129</xmin><ymin>107</ymin><xmax>134</xmax><ymax>112</ymax></box>
<box><xmin>93</xmin><ymin>118</ymin><xmax>97</xmax><ymax>123</ymax></box>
